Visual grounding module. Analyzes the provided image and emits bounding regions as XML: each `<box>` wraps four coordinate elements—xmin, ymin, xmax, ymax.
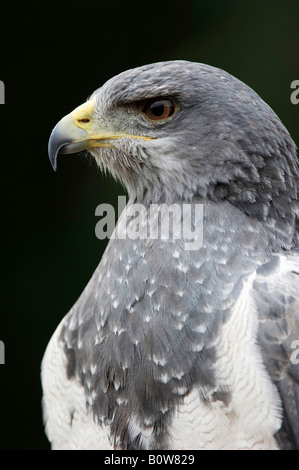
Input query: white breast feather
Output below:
<box><xmin>170</xmin><ymin>272</ymin><xmax>282</xmax><ymax>450</ymax></box>
<box><xmin>41</xmin><ymin>319</ymin><xmax>112</xmax><ymax>450</ymax></box>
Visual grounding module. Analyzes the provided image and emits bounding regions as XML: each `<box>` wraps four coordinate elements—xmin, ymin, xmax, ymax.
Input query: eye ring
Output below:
<box><xmin>142</xmin><ymin>98</ymin><xmax>177</xmax><ymax>121</ymax></box>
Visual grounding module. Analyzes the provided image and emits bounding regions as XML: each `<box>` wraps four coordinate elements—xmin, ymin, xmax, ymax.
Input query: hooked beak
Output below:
<box><xmin>48</xmin><ymin>99</ymin><xmax>114</xmax><ymax>171</ymax></box>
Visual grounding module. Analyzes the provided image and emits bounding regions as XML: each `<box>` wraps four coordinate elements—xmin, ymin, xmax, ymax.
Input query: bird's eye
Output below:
<box><xmin>142</xmin><ymin>98</ymin><xmax>176</xmax><ymax>121</ymax></box>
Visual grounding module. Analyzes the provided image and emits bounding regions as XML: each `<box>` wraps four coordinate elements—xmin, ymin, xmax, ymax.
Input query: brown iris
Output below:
<box><xmin>143</xmin><ymin>98</ymin><xmax>176</xmax><ymax>121</ymax></box>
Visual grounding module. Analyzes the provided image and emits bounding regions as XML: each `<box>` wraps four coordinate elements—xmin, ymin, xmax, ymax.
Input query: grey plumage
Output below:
<box><xmin>44</xmin><ymin>61</ymin><xmax>299</xmax><ymax>450</ymax></box>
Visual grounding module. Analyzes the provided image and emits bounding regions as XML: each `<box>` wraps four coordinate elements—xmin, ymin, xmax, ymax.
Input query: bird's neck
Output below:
<box><xmin>127</xmin><ymin>178</ymin><xmax>299</xmax><ymax>251</ymax></box>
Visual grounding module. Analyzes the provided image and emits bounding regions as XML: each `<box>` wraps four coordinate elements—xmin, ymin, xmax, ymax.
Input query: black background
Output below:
<box><xmin>0</xmin><ymin>0</ymin><xmax>298</xmax><ymax>450</ymax></box>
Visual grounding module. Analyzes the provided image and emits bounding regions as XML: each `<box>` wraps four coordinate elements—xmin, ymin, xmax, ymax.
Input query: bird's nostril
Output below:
<box><xmin>78</xmin><ymin>118</ymin><xmax>90</xmax><ymax>123</ymax></box>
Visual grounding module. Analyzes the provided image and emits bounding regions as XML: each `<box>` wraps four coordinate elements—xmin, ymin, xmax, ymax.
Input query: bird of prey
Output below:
<box><xmin>43</xmin><ymin>60</ymin><xmax>299</xmax><ymax>450</ymax></box>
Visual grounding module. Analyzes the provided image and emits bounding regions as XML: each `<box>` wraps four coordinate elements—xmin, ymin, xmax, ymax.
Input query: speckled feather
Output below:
<box><xmin>42</xmin><ymin>61</ymin><xmax>299</xmax><ymax>450</ymax></box>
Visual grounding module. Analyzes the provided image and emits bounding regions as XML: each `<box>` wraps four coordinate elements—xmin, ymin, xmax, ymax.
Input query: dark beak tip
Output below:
<box><xmin>48</xmin><ymin>125</ymin><xmax>62</xmax><ymax>172</ymax></box>
<box><xmin>48</xmin><ymin>142</ymin><xmax>58</xmax><ymax>171</ymax></box>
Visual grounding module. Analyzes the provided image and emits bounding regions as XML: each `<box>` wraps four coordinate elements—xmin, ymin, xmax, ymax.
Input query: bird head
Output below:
<box><xmin>49</xmin><ymin>61</ymin><xmax>298</xmax><ymax>211</ymax></box>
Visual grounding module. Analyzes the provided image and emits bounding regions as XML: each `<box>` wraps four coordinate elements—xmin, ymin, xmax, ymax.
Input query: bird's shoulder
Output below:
<box><xmin>253</xmin><ymin>250</ymin><xmax>299</xmax><ymax>449</ymax></box>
